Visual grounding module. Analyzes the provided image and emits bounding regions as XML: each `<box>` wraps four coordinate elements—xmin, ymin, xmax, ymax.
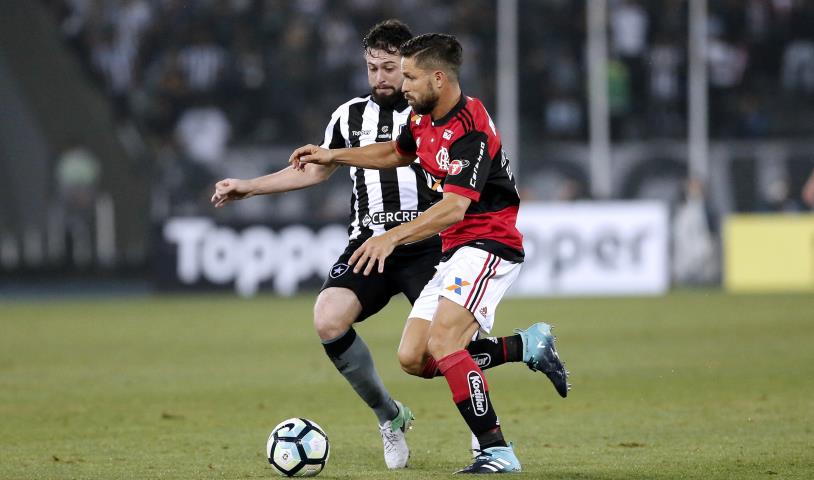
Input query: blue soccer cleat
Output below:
<box><xmin>515</xmin><ymin>322</ymin><xmax>570</xmax><ymax>398</ymax></box>
<box><xmin>455</xmin><ymin>444</ymin><xmax>521</xmax><ymax>474</ymax></box>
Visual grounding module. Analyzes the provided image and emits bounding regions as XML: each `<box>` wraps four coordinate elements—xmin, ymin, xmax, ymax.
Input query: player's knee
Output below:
<box><xmin>313</xmin><ymin>291</ymin><xmax>357</xmax><ymax>341</ymax></box>
<box><xmin>426</xmin><ymin>335</ymin><xmax>449</xmax><ymax>361</ymax></box>
<box><xmin>312</xmin><ymin>313</ymin><xmax>345</xmax><ymax>341</ymax></box>
<box><xmin>397</xmin><ymin>346</ymin><xmax>424</xmax><ymax>376</ymax></box>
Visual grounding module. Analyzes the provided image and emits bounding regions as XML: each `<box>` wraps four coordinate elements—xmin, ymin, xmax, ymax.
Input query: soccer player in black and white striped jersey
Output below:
<box><xmin>212</xmin><ymin>20</ymin><xmax>559</xmax><ymax>471</ymax></box>
<box><xmin>213</xmin><ymin>21</ymin><xmax>431</xmax><ymax>469</ymax></box>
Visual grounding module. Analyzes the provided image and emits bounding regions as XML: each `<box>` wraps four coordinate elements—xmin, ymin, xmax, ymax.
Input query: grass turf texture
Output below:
<box><xmin>1</xmin><ymin>291</ymin><xmax>813</xmax><ymax>479</ymax></box>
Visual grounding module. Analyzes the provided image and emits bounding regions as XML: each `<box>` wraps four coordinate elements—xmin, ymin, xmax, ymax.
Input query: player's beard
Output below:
<box><xmin>407</xmin><ymin>86</ymin><xmax>439</xmax><ymax>115</ymax></box>
<box><xmin>372</xmin><ymin>86</ymin><xmax>403</xmax><ymax>109</ymax></box>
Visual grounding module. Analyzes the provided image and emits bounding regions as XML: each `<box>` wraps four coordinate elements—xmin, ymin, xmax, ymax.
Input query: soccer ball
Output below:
<box><xmin>266</xmin><ymin>418</ymin><xmax>330</xmax><ymax>477</ymax></box>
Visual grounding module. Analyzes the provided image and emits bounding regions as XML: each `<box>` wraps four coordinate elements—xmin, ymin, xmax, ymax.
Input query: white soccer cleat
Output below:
<box><xmin>379</xmin><ymin>400</ymin><xmax>413</xmax><ymax>469</ymax></box>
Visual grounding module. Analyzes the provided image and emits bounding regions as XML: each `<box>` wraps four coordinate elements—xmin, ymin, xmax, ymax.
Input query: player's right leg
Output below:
<box><xmin>315</xmin><ymin>288</ymin><xmax>413</xmax><ymax>469</ymax></box>
<box><xmin>317</xmin><ymin>244</ymin><xmax>414</xmax><ymax>469</ymax></box>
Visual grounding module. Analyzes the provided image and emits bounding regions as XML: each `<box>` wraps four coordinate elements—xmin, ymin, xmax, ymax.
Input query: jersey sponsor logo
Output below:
<box><xmin>436</xmin><ymin>147</ymin><xmax>450</xmax><ymax>171</ymax></box>
<box><xmin>351</xmin><ymin>129</ymin><xmax>371</xmax><ymax>137</ymax></box>
<box><xmin>330</xmin><ymin>263</ymin><xmax>350</xmax><ymax>278</ymax></box>
<box><xmin>445</xmin><ymin>276</ymin><xmax>471</xmax><ymax>294</ymax></box>
<box><xmin>467</xmin><ymin>371</ymin><xmax>489</xmax><ymax>416</ymax></box>
<box><xmin>472</xmin><ymin>353</ymin><xmax>491</xmax><ymax>368</ymax></box>
<box><xmin>377</xmin><ymin>125</ymin><xmax>391</xmax><ymax>140</ymax></box>
<box><xmin>443</xmin><ymin>129</ymin><xmax>454</xmax><ymax>140</ymax></box>
<box><xmin>363</xmin><ymin>210</ymin><xmax>421</xmax><ymax>226</ymax></box>
<box><xmin>448</xmin><ymin>159</ymin><xmax>470</xmax><ymax>176</ymax></box>
<box><xmin>469</xmin><ymin>141</ymin><xmax>486</xmax><ymax>188</ymax></box>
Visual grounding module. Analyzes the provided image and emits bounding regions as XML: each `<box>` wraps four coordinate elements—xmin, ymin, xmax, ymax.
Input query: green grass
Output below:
<box><xmin>1</xmin><ymin>291</ymin><xmax>813</xmax><ymax>479</ymax></box>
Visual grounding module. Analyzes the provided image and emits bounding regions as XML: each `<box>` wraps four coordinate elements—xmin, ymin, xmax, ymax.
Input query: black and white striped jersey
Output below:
<box><xmin>320</xmin><ymin>95</ymin><xmax>442</xmax><ymax>243</ymax></box>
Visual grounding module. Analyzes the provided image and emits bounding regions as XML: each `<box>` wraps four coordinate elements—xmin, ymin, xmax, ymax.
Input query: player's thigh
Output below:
<box><xmin>313</xmin><ymin>287</ymin><xmax>363</xmax><ymax>341</ymax></box>
<box><xmin>426</xmin><ymin>297</ymin><xmax>480</xmax><ymax>359</ymax></box>
<box><xmin>433</xmin><ymin>246</ymin><xmax>522</xmax><ymax>333</ymax></box>
<box><xmin>320</xmin><ymin>245</ymin><xmax>394</xmax><ymax>324</ymax></box>
<box><xmin>391</xmin><ymin>247</ymin><xmax>441</xmax><ymax>304</ymax></box>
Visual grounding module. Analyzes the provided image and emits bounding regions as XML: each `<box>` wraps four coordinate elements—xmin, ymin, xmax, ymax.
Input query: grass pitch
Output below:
<box><xmin>1</xmin><ymin>291</ymin><xmax>813</xmax><ymax>479</ymax></box>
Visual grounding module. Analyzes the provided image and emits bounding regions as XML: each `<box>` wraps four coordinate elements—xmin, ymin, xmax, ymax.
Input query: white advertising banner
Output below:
<box><xmin>159</xmin><ymin>201</ymin><xmax>669</xmax><ymax>297</ymax></box>
<box><xmin>512</xmin><ymin>201</ymin><xmax>670</xmax><ymax>296</ymax></box>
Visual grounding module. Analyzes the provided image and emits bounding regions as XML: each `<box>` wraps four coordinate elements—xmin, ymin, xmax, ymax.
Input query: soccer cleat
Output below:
<box><xmin>379</xmin><ymin>400</ymin><xmax>414</xmax><ymax>469</ymax></box>
<box><xmin>514</xmin><ymin>322</ymin><xmax>569</xmax><ymax>398</ymax></box>
<box><xmin>455</xmin><ymin>444</ymin><xmax>521</xmax><ymax>474</ymax></box>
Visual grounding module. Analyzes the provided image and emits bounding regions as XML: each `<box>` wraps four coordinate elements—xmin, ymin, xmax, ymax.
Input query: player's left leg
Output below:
<box><xmin>427</xmin><ymin>298</ymin><xmax>521</xmax><ymax>474</ymax></box>
<box><xmin>417</xmin><ymin>247</ymin><xmax>524</xmax><ymax>472</ymax></box>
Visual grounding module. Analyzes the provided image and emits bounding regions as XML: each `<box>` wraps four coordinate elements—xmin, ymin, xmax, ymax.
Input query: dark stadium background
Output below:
<box><xmin>1</xmin><ymin>0</ymin><xmax>813</xmax><ymax>295</ymax></box>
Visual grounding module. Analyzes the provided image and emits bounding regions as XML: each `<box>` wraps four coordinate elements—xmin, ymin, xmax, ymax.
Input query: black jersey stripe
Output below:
<box><xmin>455</xmin><ymin>112</ymin><xmax>470</xmax><ymax>133</ymax></box>
<box><xmin>458</xmin><ymin>107</ymin><xmax>475</xmax><ymax>133</ymax></box>
<box><xmin>347</xmin><ymin>101</ymin><xmax>366</xmax><ymax>148</ymax></box>
<box><xmin>326</xmin><ymin>114</ymin><xmax>345</xmax><ymax>149</ymax></box>
<box><xmin>377</xmin><ymin>104</ymin><xmax>401</xmax><ymax>230</ymax></box>
<box><xmin>347</xmin><ymin>101</ymin><xmax>373</xmax><ymax>239</ymax></box>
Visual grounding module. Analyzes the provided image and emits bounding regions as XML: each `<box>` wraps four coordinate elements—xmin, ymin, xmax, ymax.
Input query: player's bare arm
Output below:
<box><xmin>211</xmin><ymin>163</ymin><xmax>338</xmax><ymax>208</ymax></box>
<box><xmin>349</xmin><ymin>192</ymin><xmax>471</xmax><ymax>275</ymax></box>
<box><xmin>290</xmin><ymin>141</ymin><xmax>415</xmax><ymax>170</ymax></box>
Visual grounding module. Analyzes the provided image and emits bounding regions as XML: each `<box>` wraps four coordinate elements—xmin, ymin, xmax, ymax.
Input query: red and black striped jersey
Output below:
<box><xmin>395</xmin><ymin>95</ymin><xmax>524</xmax><ymax>262</ymax></box>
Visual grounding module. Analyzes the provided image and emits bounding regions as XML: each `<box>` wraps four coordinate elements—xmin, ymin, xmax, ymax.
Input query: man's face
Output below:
<box><xmin>365</xmin><ymin>48</ymin><xmax>403</xmax><ymax>108</ymax></box>
<box><xmin>401</xmin><ymin>56</ymin><xmax>439</xmax><ymax>116</ymax></box>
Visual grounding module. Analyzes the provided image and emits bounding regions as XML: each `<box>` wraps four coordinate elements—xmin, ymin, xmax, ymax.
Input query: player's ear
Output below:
<box><xmin>434</xmin><ymin>70</ymin><xmax>445</xmax><ymax>88</ymax></box>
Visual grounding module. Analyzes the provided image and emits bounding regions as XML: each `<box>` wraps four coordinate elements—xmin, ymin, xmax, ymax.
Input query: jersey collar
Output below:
<box><xmin>432</xmin><ymin>94</ymin><xmax>468</xmax><ymax>126</ymax></box>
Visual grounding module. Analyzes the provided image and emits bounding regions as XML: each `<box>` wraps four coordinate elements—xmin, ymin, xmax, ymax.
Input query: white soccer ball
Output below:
<box><xmin>266</xmin><ymin>418</ymin><xmax>330</xmax><ymax>477</ymax></box>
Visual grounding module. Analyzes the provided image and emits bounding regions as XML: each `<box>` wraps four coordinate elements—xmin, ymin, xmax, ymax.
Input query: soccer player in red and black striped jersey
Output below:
<box><xmin>292</xmin><ymin>33</ymin><xmax>569</xmax><ymax>474</ymax></box>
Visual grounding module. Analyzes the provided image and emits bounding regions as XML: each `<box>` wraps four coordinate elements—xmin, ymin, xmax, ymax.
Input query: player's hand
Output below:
<box><xmin>349</xmin><ymin>234</ymin><xmax>397</xmax><ymax>275</ymax></box>
<box><xmin>211</xmin><ymin>178</ymin><xmax>253</xmax><ymax>208</ymax></box>
<box><xmin>290</xmin><ymin>144</ymin><xmax>332</xmax><ymax>170</ymax></box>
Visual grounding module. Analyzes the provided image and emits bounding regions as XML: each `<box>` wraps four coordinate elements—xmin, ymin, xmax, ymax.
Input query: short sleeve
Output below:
<box><xmin>442</xmin><ymin>131</ymin><xmax>491</xmax><ymax>201</ymax></box>
<box><xmin>395</xmin><ymin>119</ymin><xmax>417</xmax><ymax>156</ymax></box>
<box><xmin>320</xmin><ymin>111</ymin><xmax>347</xmax><ymax>149</ymax></box>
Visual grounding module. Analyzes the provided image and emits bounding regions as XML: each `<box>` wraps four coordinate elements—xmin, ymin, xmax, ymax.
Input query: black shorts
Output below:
<box><xmin>321</xmin><ymin>236</ymin><xmax>442</xmax><ymax>322</ymax></box>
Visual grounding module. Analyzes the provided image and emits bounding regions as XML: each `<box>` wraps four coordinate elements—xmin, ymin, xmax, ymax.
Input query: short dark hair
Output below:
<box><xmin>363</xmin><ymin>19</ymin><xmax>413</xmax><ymax>55</ymax></box>
<box><xmin>399</xmin><ymin>33</ymin><xmax>463</xmax><ymax>79</ymax></box>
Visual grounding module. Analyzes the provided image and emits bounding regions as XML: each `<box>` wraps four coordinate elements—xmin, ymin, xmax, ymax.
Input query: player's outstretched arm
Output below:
<box><xmin>211</xmin><ymin>163</ymin><xmax>338</xmax><ymax>208</ymax></box>
<box><xmin>290</xmin><ymin>142</ymin><xmax>415</xmax><ymax>170</ymax></box>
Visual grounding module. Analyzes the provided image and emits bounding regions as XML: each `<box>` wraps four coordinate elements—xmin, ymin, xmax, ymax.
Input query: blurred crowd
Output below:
<box><xmin>41</xmin><ymin>1</ymin><xmax>814</xmax><ymax>216</ymax></box>
<box><xmin>519</xmin><ymin>0</ymin><xmax>814</xmax><ymax>140</ymax></box>
<box><xmin>44</xmin><ymin>0</ymin><xmax>814</xmax><ymax>153</ymax></box>
<box><xmin>45</xmin><ymin>0</ymin><xmax>495</xmax><ymax>153</ymax></box>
